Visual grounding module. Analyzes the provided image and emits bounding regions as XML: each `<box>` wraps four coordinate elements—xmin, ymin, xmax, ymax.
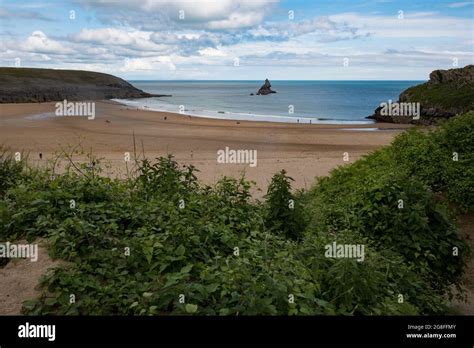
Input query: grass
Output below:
<box><xmin>402</xmin><ymin>83</ymin><xmax>474</xmax><ymax>114</ymax></box>
<box><xmin>0</xmin><ymin>67</ymin><xmax>132</xmax><ymax>87</ymax></box>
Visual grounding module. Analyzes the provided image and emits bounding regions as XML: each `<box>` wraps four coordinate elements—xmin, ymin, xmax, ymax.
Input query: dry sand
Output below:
<box><xmin>0</xmin><ymin>100</ymin><xmax>412</xmax><ymax>195</ymax></box>
<box><xmin>452</xmin><ymin>212</ymin><xmax>474</xmax><ymax>315</ymax></box>
<box><xmin>0</xmin><ymin>239</ymin><xmax>62</xmax><ymax>315</ymax></box>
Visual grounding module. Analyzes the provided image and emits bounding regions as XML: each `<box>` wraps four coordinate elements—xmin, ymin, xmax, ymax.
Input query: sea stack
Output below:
<box><xmin>256</xmin><ymin>78</ymin><xmax>277</xmax><ymax>95</ymax></box>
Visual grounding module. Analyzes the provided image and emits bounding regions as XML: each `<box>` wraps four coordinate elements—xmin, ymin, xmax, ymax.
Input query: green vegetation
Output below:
<box><xmin>0</xmin><ymin>67</ymin><xmax>153</xmax><ymax>103</ymax></box>
<box><xmin>264</xmin><ymin>170</ymin><xmax>306</xmax><ymax>240</ymax></box>
<box><xmin>0</xmin><ymin>67</ymin><xmax>125</xmax><ymax>83</ymax></box>
<box><xmin>390</xmin><ymin>112</ymin><xmax>474</xmax><ymax>210</ymax></box>
<box><xmin>0</xmin><ymin>112</ymin><xmax>472</xmax><ymax>315</ymax></box>
<box><xmin>402</xmin><ymin>83</ymin><xmax>474</xmax><ymax>114</ymax></box>
<box><xmin>0</xmin><ymin>148</ymin><xmax>26</xmax><ymax>196</ymax></box>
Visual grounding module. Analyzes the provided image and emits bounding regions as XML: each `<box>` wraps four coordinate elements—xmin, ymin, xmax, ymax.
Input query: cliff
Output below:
<box><xmin>368</xmin><ymin>65</ymin><xmax>474</xmax><ymax>124</ymax></box>
<box><xmin>0</xmin><ymin>67</ymin><xmax>169</xmax><ymax>103</ymax></box>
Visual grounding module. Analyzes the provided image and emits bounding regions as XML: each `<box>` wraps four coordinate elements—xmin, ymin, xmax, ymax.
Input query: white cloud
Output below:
<box><xmin>117</xmin><ymin>56</ymin><xmax>176</xmax><ymax>73</ymax></box>
<box><xmin>73</xmin><ymin>28</ymin><xmax>170</xmax><ymax>52</ymax></box>
<box><xmin>198</xmin><ymin>47</ymin><xmax>227</xmax><ymax>57</ymax></box>
<box><xmin>206</xmin><ymin>11</ymin><xmax>266</xmax><ymax>29</ymax></box>
<box><xmin>118</xmin><ymin>58</ymin><xmax>154</xmax><ymax>71</ymax></box>
<box><xmin>249</xmin><ymin>16</ymin><xmax>366</xmax><ymax>42</ymax></box>
<box><xmin>329</xmin><ymin>12</ymin><xmax>473</xmax><ymax>39</ymax></box>
<box><xmin>77</xmin><ymin>0</ymin><xmax>276</xmax><ymax>29</ymax></box>
<box><xmin>22</xmin><ymin>31</ymin><xmax>71</xmax><ymax>54</ymax></box>
<box><xmin>447</xmin><ymin>2</ymin><xmax>473</xmax><ymax>8</ymax></box>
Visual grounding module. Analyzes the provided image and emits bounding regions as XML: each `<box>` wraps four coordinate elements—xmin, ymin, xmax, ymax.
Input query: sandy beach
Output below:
<box><xmin>0</xmin><ymin>100</ymin><xmax>412</xmax><ymax>196</ymax></box>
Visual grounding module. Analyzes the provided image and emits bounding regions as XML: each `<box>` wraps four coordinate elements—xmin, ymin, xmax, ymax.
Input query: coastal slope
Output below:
<box><xmin>0</xmin><ymin>67</ymin><xmax>168</xmax><ymax>103</ymax></box>
<box><xmin>369</xmin><ymin>65</ymin><xmax>474</xmax><ymax>124</ymax></box>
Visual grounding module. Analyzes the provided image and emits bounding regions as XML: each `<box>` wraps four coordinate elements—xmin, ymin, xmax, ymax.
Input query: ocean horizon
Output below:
<box><xmin>117</xmin><ymin>80</ymin><xmax>425</xmax><ymax>124</ymax></box>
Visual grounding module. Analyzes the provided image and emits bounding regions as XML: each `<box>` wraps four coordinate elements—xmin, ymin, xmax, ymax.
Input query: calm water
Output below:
<box><xmin>116</xmin><ymin>80</ymin><xmax>423</xmax><ymax>124</ymax></box>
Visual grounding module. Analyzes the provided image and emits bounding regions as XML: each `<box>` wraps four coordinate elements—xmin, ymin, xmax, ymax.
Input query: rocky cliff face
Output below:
<box><xmin>428</xmin><ymin>65</ymin><xmax>473</xmax><ymax>85</ymax></box>
<box><xmin>0</xmin><ymin>68</ymin><xmax>169</xmax><ymax>103</ymax></box>
<box><xmin>368</xmin><ymin>65</ymin><xmax>474</xmax><ymax>125</ymax></box>
<box><xmin>256</xmin><ymin>79</ymin><xmax>276</xmax><ymax>95</ymax></box>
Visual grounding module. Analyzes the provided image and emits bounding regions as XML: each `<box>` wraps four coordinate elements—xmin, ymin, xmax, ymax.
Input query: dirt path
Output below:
<box><xmin>452</xmin><ymin>212</ymin><xmax>474</xmax><ymax>314</ymax></box>
<box><xmin>0</xmin><ymin>239</ymin><xmax>61</xmax><ymax>315</ymax></box>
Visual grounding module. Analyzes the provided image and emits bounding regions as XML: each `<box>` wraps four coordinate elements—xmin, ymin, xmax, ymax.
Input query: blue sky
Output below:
<box><xmin>1</xmin><ymin>0</ymin><xmax>473</xmax><ymax>80</ymax></box>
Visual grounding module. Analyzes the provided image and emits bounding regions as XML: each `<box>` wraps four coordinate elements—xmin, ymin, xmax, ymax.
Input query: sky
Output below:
<box><xmin>0</xmin><ymin>0</ymin><xmax>473</xmax><ymax>80</ymax></box>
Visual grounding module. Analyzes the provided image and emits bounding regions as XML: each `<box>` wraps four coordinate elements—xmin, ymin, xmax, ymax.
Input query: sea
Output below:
<box><xmin>115</xmin><ymin>80</ymin><xmax>423</xmax><ymax>124</ymax></box>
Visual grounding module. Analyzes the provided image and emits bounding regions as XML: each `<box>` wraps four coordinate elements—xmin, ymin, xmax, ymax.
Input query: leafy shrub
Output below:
<box><xmin>389</xmin><ymin>111</ymin><xmax>474</xmax><ymax>210</ymax></box>
<box><xmin>303</xmin><ymin>113</ymin><xmax>472</xmax><ymax>302</ymax></box>
<box><xmin>137</xmin><ymin>155</ymin><xmax>199</xmax><ymax>201</ymax></box>
<box><xmin>264</xmin><ymin>170</ymin><xmax>306</xmax><ymax>240</ymax></box>
<box><xmin>0</xmin><ymin>146</ymin><xmax>27</xmax><ymax>197</ymax></box>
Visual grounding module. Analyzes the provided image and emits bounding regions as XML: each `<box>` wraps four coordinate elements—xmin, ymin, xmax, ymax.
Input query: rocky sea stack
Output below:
<box><xmin>0</xmin><ymin>67</ymin><xmax>170</xmax><ymax>103</ymax></box>
<box><xmin>256</xmin><ymin>78</ymin><xmax>277</xmax><ymax>95</ymax></box>
<box><xmin>368</xmin><ymin>65</ymin><xmax>474</xmax><ymax>125</ymax></box>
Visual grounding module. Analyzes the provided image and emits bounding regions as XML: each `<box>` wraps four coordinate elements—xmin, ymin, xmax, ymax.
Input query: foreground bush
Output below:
<box><xmin>0</xmin><ymin>113</ymin><xmax>471</xmax><ymax>315</ymax></box>
<box><xmin>0</xmin><ymin>147</ymin><xmax>29</xmax><ymax>197</ymax></box>
<box><xmin>389</xmin><ymin>111</ymin><xmax>474</xmax><ymax>210</ymax></box>
<box><xmin>303</xmin><ymin>112</ymin><xmax>473</xmax><ymax>310</ymax></box>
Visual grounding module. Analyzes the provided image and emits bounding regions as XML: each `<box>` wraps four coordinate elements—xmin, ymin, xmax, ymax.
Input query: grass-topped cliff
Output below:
<box><xmin>370</xmin><ymin>65</ymin><xmax>474</xmax><ymax>124</ymax></box>
<box><xmin>0</xmin><ymin>67</ymin><xmax>167</xmax><ymax>103</ymax></box>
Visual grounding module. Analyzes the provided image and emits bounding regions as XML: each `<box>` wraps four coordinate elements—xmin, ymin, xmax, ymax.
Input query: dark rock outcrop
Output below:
<box><xmin>368</xmin><ymin>65</ymin><xmax>474</xmax><ymax>125</ymax></box>
<box><xmin>0</xmin><ymin>67</ymin><xmax>170</xmax><ymax>103</ymax></box>
<box><xmin>257</xmin><ymin>78</ymin><xmax>276</xmax><ymax>95</ymax></box>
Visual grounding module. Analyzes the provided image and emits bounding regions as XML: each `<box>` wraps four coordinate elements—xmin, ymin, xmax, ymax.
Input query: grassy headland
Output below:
<box><xmin>0</xmin><ymin>67</ymin><xmax>169</xmax><ymax>103</ymax></box>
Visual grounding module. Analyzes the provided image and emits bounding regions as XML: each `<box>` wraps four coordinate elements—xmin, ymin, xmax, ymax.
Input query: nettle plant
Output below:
<box><xmin>264</xmin><ymin>170</ymin><xmax>306</xmax><ymax>240</ymax></box>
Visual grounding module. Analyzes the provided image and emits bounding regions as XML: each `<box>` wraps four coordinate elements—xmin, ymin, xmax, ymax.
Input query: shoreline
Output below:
<box><xmin>0</xmin><ymin>100</ymin><xmax>414</xmax><ymax>196</ymax></box>
<box><xmin>111</xmin><ymin>99</ymin><xmax>409</xmax><ymax>129</ymax></box>
<box><xmin>112</xmin><ymin>98</ymin><xmax>376</xmax><ymax>125</ymax></box>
